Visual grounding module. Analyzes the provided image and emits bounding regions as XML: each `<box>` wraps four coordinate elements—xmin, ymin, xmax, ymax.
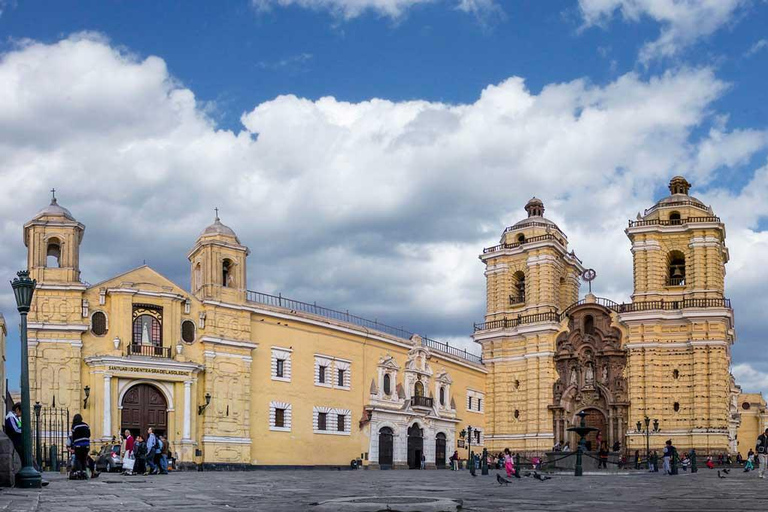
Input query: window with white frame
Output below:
<box><xmin>472</xmin><ymin>427</ymin><xmax>483</xmax><ymax>445</ymax></box>
<box><xmin>313</xmin><ymin>406</ymin><xmax>351</xmax><ymax>435</ymax></box>
<box><xmin>314</xmin><ymin>355</ymin><xmax>351</xmax><ymax>390</ymax></box>
<box><xmin>315</xmin><ymin>356</ymin><xmax>332</xmax><ymax>387</ymax></box>
<box><xmin>271</xmin><ymin>347</ymin><xmax>292</xmax><ymax>382</ymax></box>
<box><xmin>269</xmin><ymin>401</ymin><xmax>292</xmax><ymax>432</ymax></box>
<box><xmin>467</xmin><ymin>390</ymin><xmax>485</xmax><ymax>413</ymax></box>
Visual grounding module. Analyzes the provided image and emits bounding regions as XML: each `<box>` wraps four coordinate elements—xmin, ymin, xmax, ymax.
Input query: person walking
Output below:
<box><xmin>133</xmin><ymin>435</ymin><xmax>147</xmax><ymax>475</ymax></box>
<box><xmin>122</xmin><ymin>430</ymin><xmax>135</xmax><ymax>475</ymax></box>
<box><xmin>598</xmin><ymin>443</ymin><xmax>609</xmax><ymax>469</ymax></box>
<box><xmin>756</xmin><ymin>428</ymin><xmax>768</xmax><ymax>478</ymax></box>
<box><xmin>503</xmin><ymin>448</ymin><xmax>515</xmax><ymax>478</ymax></box>
<box><xmin>145</xmin><ymin>428</ymin><xmax>158</xmax><ymax>475</ymax></box>
<box><xmin>663</xmin><ymin>440</ymin><xmax>675</xmax><ymax>475</ymax></box>
<box><xmin>71</xmin><ymin>414</ymin><xmax>96</xmax><ymax>479</ymax></box>
<box><xmin>159</xmin><ymin>435</ymin><xmax>170</xmax><ymax>474</ymax></box>
<box><xmin>3</xmin><ymin>403</ymin><xmax>23</xmax><ymax>461</ymax></box>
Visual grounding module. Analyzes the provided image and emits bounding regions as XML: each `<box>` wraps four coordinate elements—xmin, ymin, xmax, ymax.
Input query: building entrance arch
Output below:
<box><xmin>120</xmin><ymin>383</ymin><xmax>168</xmax><ymax>438</ymax></box>
<box><xmin>407</xmin><ymin>423</ymin><xmax>424</xmax><ymax>469</ymax></box>
<box><xmin>579</xmin><ymin>408</ymin><xmax>606</xmax><ymax>451</ymax></box>
<box><xmin>378</xmin><ymin>427</ymin><xmax>394</xmax><ymax>468</ymax></box>
<box><xmin>435</xmin><ymin>432</ymin><xmax>447</xmax><ymax>468</ymax></box>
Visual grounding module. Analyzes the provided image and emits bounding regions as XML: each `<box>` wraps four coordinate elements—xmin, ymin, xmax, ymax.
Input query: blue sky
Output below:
<box><xmin>1</xmin><ymin>0</ymin><xmax>768</xmax><ymax>393</ymax></box>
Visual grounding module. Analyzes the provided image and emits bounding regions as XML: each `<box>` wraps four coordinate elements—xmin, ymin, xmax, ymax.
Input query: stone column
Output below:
<box><xmin>103</xmin><ymin>373</ymin><xmax>112</xmax><ymax>439</ymax></box>
<box><xmin>608</xmin><ymin>409</ymin><xmax>614</xmax><ymax>448</ymax></box>
<box><xmin>183</xmin><ymin>380</ymin><xmax>192</xmax><ymax>441</ymax></box>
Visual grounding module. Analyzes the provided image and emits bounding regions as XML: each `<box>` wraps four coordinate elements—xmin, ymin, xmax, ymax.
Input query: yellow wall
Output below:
<box><xmin>736</xmin><ymin>393</ymin><xmax>767</xmax><ymax>456</ymax></box>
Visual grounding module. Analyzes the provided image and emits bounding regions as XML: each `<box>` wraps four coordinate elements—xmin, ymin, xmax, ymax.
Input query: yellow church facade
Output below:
<box><xmin>18</xmin><ymin>175</ymin><xmax>753</xmax><ymax>467</ymax></box>
<box><xmin>22</xmin><ymin>197</ymin><xmax>486</xmax><ymax>468</ymax></box>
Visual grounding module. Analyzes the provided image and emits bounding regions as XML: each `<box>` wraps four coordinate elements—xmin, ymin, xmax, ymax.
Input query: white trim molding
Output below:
<box><xmin>271</xmin><ymin>347</ymin><xmax>292</xmax><ymax>382</ymax></box>
<box><xmin>269</xmin><ymin>401</ymin><xmax>292</xmax><ymax>432</ymax></box>
<box><xmin>199</xmin><ymin>335</ymin><xmax>258</xmax><ymax>349</ymax></box>
<box><xmin>313</xmin><ymin>406</ymin><xmax>352</xmax><ymax>435</ymax></box>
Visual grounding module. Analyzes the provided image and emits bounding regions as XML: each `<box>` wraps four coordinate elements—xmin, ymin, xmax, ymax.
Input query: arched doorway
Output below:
<box><xmin>435</xmin><ymin>433</ymin><xmax>446</xmax><ymax>468</ymax></box>
<box><xmin>580</xmin><ymin>408</ymin><xmax>606</xmax><ymax>451</ymax></box>
<box><xmin>121</xmin><ymin>383</ymin><xmax>168</xmax><ymax>438</ymax></box>
<box><xmin>407</xmin><ymin>423</ymin><xmax>424</xmax><ymax>469</ymax></box>
<box><xmin>378</xmin><ymin>427</ymin><xmax>394</xmax><ymax>469</ymax></box>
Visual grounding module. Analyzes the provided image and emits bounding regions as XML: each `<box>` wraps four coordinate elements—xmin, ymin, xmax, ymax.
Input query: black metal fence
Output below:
<box><xmin>32</xmin><ymin>406</ymin><xmax>70</xmax><ymax>472</ymax></box>
<box><xmin>246</xmin><ymin>290</ymin><xmax>483</xmax><ymax>364</ymax></box>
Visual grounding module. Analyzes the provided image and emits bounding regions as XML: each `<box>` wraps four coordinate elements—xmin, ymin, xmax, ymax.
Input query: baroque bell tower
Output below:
<box><xmin>188</xmin><ymin>210</ymin><xmax>250</xmax><ymax>303</ymax></box>
<box><xmin>621</xmin><ymin>176</ymin><xmax>734</xmax><ymax>453</ymax></box>
<box><xmin>24</xmin><ymin>191</ymin><xmax>87</xmax><ymax>410</ymax></box>
<box><xmin>473</xmin><ymin>198</ymin><xmax>584</xmax><ymax>455</ymax></box>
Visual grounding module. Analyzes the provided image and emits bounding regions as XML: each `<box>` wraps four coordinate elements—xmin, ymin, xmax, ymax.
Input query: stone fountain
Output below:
<box><xmin>567</xmin><ymin>410</ymin><xmax>598</xmax><ymax>476</ymax></box>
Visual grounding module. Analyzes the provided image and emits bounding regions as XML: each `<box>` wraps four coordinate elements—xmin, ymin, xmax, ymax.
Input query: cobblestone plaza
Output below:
<box><xmin>2</xmin><ymin>469</ymin><xmax>765</xmax><ymax>511</ymax></box>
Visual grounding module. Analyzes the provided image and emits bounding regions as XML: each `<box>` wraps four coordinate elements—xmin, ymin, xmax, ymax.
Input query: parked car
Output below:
<box><xmin>95</xmin><ymin>444</ymin><xmax>122</xmax><ymax>472</ymax></box>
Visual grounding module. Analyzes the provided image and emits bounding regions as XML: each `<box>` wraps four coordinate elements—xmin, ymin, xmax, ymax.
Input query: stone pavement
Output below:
<box><xmin>0</xmin><ymin>468</ymin><xmax>764</xmax><ymax>511</ymax></box>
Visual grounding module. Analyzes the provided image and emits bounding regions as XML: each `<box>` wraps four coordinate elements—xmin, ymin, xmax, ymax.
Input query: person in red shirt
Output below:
<box><xmin>122</xmin><ymin>429</ymin><xmax>135</xmax><ymax>475</ymax></box>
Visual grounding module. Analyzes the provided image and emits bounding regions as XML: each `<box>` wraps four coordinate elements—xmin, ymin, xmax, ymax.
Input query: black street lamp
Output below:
<box><xmin>11</xmin><ymin>270</ymin><xmax>42</xmax><ymax>488</ymax></box>
<box><xmin>636</xmin><ymin>415</ymin><xmax>660</xmax><ymax>470</ymax></box>
<box><xmin>460</xmin><ymin>425</ymin><xmax>475</xmax><ymax>475</ymax></box>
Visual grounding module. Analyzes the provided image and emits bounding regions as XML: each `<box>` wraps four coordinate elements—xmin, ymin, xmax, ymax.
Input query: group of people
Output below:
<box><xmin>65</xmin><ymin>414</ymin><xmax>171</xmax><ymax>479</ymax></box>
<box><xmin>117</xmin><ymin>427</ymin><xmax>172</xmax><ymax>476</ymax></box>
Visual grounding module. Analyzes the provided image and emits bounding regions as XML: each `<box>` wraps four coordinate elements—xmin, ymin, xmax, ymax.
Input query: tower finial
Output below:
<box><xmin>524</xmin><ymin>197</ymin><xmax>545</xmax><ymax>218</ymax></box>
<box><xmin>50</xmin><ymin>188</ymin><xmax>57</xmax><ymax>204</ymax></box>
<box><xmin>214</xmin><ymin>207</ymin><xmax>220</xmax><ymax>222</ymax></box>
<box><xmin>668</xmin><ymin>176</ymin><xmax>691</xmax><ymax>195</ymax></box>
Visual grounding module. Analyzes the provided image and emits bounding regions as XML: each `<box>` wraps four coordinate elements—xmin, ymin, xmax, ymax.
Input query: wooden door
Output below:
<box><xmin>120</xmin><ymin>384</ymin><xmax>168</xmax><ymax>437</ymax></box>
<box><xmin>378</xmin><ymin>428</ymin><xmax>393</xmax><ymax>467</ymax></box>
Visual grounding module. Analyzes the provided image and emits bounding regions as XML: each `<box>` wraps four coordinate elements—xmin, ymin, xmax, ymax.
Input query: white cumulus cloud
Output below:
<box><xmin>251</xmin><ymin>0</ymin><xmax>501</xmax><ymax>20</ymax></box>
<box><xmin>578</xmin><ymin>0</ymin><xmax>749</xmax><ymax>62</ymax></box>
<box><xmin>0</xmin><ymin>34</ymin><xmax>767</xmax><ymax>368</ymax></box>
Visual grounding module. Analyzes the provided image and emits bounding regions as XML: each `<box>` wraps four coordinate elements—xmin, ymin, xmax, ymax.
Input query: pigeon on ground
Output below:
<box><xmin>722</xmin><ymin>468</ymin><xmax>730</xmax><ymax>474</ymax></box>
<box><xmin>524</xmin><ymin>471</ymin><xmax>533</xmax><ymax>477</ymax></box>
<box><xmin>717</xmin><ymin>470</ymin><xmax>726</xmax><ymax>479</ymax></box>
<box><xmin>533</xmin><ymin>472</ymin><xmax>552</xmax><ymax>481</ymax></box>
<box><xmin>497</xmin><ymin>474</ymin><xmax>512</xmax><ymax>486</ymax></box>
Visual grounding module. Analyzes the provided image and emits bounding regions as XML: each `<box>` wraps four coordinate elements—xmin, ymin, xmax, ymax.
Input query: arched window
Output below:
<box><xmin>673</xmin><ymin>402</ymin><xmax>680</xmax><ymax>412</ymax></box>
<box><xmin>132</xmin><ymin>314</ymin><xmax>161</xmax><ymax>346</ymax></box>
<box><xmin>181</xmin><ymin>320</ymin><xmax>196</xmax><ymax>343</ymax></box>
<box><xmin>383</xmin><ymin>374</ymin><xmax>391</xmax><ymax>395</ymax></box>
<box><xmin>672</xmin><ymin>369</ymin><xmax>680</xmax><ymax>379</ymax></box>
<box><xmin>414</xmin><ymin>381</ymin><xmax>424</xmax><ymax>397</ymax></box>
<box><xmin>584</xmin><ymin>315</ymin><xmax>595</xmax><ymax>335</ymax></box>
<box><xmin>669</xmin><ymin>211</ymin><xmax>681</xmax><ymax>225</ymax></box>
<box><xmin>91</xmin><ymin>311</ymin><xmax>107</xmax><ymax>336</ymax></box>
<box><xmin>517</xmin><ymin>234</ymin><xmax>526</xmax><ymax>243</ymax></box>
<box><xmin>667</xmin><ymin>251</ymin><xmax>686</xmax><ymax>286</ymax></box>
<box><xmin>514</xmin><ymin>409</ymin><xmax>520</xmax><ymax>419</ymax></box>
<box><xmin>439</xmin><ymin>386</ymin><xmax>446</xmax><ymax>406</ymax></box>
<box><xmin>193</xmin><ymin>262</ymin><xmax>202</xmax><ymax>291</ymax></box>
<box><xmin>511</xmin><ymin>271</ymin><xmax>525</xmax><ymax>304</ymax></box>
<box><xmin>46</xmin><ymin>238</ymin><xmax>61</xmax><ymax>268</ymax></box>
<box><xmin>222</xmin><ymin>259</ymin><xmax>233</xmax><ymax>287</ymax></box>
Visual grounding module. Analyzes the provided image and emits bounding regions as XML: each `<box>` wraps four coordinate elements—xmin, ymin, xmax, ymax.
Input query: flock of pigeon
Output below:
<box><xmin>495</xmin><ymin>472</ymin><xmax>552</xmax><ymax>485</ymax></box>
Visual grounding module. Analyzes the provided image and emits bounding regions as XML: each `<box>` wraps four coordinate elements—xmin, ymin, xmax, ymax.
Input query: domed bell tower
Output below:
<box><xmin>24</xmin><ymin>190</ymin><xmax>85</xmax><ymax>284</ymax></box>
<box><xmin>188</xmin><ymin>210</ymin><xmax>250</xmax><ymax>302</ymax></box>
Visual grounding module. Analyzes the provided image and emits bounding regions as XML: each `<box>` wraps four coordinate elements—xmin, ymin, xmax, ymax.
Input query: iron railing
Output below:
<box><xmin>643</xmin><ymin>199</ymin><xmax>708</xmax><ymax>216</ymax></box>
<box><xmin>483</xmin><ymin>233</ymin><xmax>564</xmax><ymax>254</ymax></box>
<box><xmin>628</xmin><ymin>216</ymin><xmax>720</xmax><ymax>228</ymax></box>
<box><xmin>509</xmin><ymin>295</ymin><xmax>525</xmax><ymax>305</ymax></box>
<box><xmin>474</xmin><ymin>310</ymin><xmax>560</xmax><ymax>332</ymax></box>
<box><xmin>476</xmin><ymin>297</ymin><xmax>732</xmax><ymax>331</ymax></box>
<box><xmin>503</xmin><ymin>222</ymin><xmax>567</xmax><ymax>236</ymax></box>
<box><xmin>126</xmin><ymin>344</ymin><xmax>171</xmax><ymax>359</ymax></box>
<box><xmin>411</xmin><ymin>396</ymin><xmax>434</xmax><ymax>408</ymax></box>
<box><xmin>32</xmin><ymin>406</ymin><xmax>70</xmax><ymax>472</ymax></box>
<box><xmin>666</xmin><ymin>277</ymin><xmax>686</xmax><ymax>286</ymax></box>
<box><xmin>246</xmin><ymin>291</ymin><xmax>483</xmax><ymax>364</ymax></box>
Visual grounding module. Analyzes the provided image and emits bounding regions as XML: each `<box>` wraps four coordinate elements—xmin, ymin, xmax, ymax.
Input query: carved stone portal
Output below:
<box><xmin>551</xmin><ymin>305</ymin><xmax>628</xmax><ymax>451</ymax></box>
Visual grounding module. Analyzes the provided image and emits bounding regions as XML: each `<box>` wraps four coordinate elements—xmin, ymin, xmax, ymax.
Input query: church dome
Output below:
<box><xmin>509</xmin><ymin>197</ymin><xmax>560</xmax><ymax>230</ymax></box>
<box><xmin>648</xmin><ymin>176</ymin><xmax>708</xmax><ymax>213</ymax></box>
<box><xmin>32</xmin><ymin>195</ymin><xmax>76</xmax><ymax>222</ymax></box>
<box><xmin>200</xmin><ymin>210</ymin><xmax>240</xmax><ymax>242</ymax></box>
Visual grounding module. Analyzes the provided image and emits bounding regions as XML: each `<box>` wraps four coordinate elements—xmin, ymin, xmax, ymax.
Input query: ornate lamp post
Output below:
<box><xmin>10</xmin><ymin>270</ymin><xmax>42</xmax><ymax>488</ymax></box>
<box><xmin>635</xmin><ymin>416</ymin><xmax>660</xmax><ymax>470</ymax></box>
<box><xmin>460</xmin><ymin>426</ymin><xmax>475</xmax><ymax>475</ymax></box>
